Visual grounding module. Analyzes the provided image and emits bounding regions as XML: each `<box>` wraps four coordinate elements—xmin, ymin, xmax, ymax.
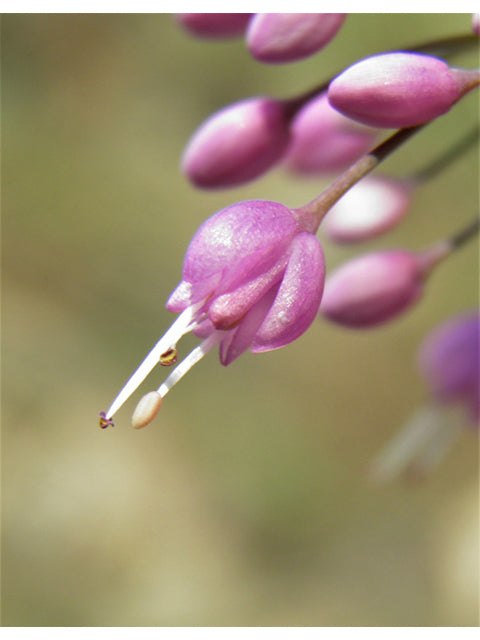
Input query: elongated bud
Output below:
<box><xmin>322</xmin><ymin>175</ymin><xmax>412</xmax><ymax>243</ymax></box>
<box><xmin>319</xmin><ymin>247</ymin><xmax>448</xmax><ymax>328</ymax></box>
<box><xmin>246</xmin><ymin>13</ymin><xmax>346</xmax><ymax>63</ymax></box>
<box><xmin>176</xmin><ymin>14</ymin><xmax>252</xmax><ymax>38</ymax></box>
<box><xmin>328</xmin><ymin>52</ymin><xmax>480</xmax><ymax>128</ymax></box>
<box><xmin>286</xmin><ymin>92</ymin><xmax>377</xmax><ymax>175</ymax></box>
<box><xmin>131</xmin><ymin>391</ymin><xmax>162</xmax><ymax>429</ymax></box>
<box><xmin>182</xmin><ymin>97</ymin><xmax>291</xmax><ymax>189</ymax></box>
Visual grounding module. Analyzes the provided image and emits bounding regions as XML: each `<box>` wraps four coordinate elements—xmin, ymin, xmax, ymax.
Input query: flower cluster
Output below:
<box><xmin>101</xmin><ymin>14</ymin><xmax>479</xmax><ymax>478</ymax></box>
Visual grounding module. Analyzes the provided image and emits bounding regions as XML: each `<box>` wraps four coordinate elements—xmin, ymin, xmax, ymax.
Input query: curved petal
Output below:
<box><xmin>166</xmin><ymin>273</ymin><xmax>221</xmax><ymax>313</ymax></box>
<box><xmin>182</xmin><ymin>200</ymin><xmax>298</xmax><ymax>291</ymax></box>
<box><xmin>251</xmin><ymin>232</ymin><xmax>325</xmax><ymax>352</ymax></box>
<box><xmin>208</xmin><ymin>252</ymin><xmax>288</xmax><ymax>329</ymax></box>
<box><xmin>220</xmin><ymin>285</ymin><xmax>279</xmax><ymax>365</ymax></box>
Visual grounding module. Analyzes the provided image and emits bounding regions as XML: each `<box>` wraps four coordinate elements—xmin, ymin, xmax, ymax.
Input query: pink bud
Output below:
<box><xmin>176</xmin><ymin>14</ymin><xmax>252</xmax><ymax>38</ymax></box>
<box><xmin>247</xmin><ymin>13</ymin><xmax>346</xmax><ymax>63</ymax></box>
<box><xmin>472</xmin><ymin>13</ymin><xmax>480</xmax><ymax>36</ymax></box>
<box><xmin>285</xmin><ymin>92</ymin><xmax>377</xmax><ymax>175</ymax></box>
<box><xmin>328</xmin><ymin>52</ymin><xmax>480</xmax><ymax>128</ymax></box>
<box><xmin>182</xmin><ymin>97</ymin><xmax>291</xmax><ymax>189</ymax></box>
<box><xmin>322</xmin><ymin>175</ymin><xmax>413</xmax><ymax>243</ymax></box>
<box><xmin>319</xmin><ymin>249</ymin><xmax>444</xmax><ymax>328</ymax></box>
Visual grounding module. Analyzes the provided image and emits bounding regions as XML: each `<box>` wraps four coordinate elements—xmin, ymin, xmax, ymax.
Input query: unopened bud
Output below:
<box><xmin>328</xmin><ymin>52</ymin><xmax>480</xmax><ymax>128</ymax></box>
<box><xmin>322</xmin><ymin>176</ymin><xmax>412</xmax><ymax>243</ymax></box>
<box><xmin>247</xmin><ymin>13</ymin><xmax>346</xmax><ymax>63</ymax></box>
<box><xmin>319</xmin><ymin>250</ymin><xmax>432</xmax><ymax>328</ymax></box>
<box><xmin>176</xmin><ymin>14</ymin><xmax>252</xmax><ymax>38</ymax></box>
<box><xmin>182</xmin><ymin>97</ymin><xmax>291</xmax><ymax>188</ymax></box>
<box><xmin>286</xmin><ymin>92</ymin><xmax>377</xmax><ymax>175</ymax></box>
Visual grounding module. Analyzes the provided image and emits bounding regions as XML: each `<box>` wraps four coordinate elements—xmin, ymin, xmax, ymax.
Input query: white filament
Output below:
<box><xmin>105</xmin><ymin>300</ymin><xmax>205</xmax><ymax>419</ymax></box>
<box><xmin>157</xmin><ymin>331</ymin><xmax>223</xmax><ymax>398</ymax></box>
<box><xmin>369</xmin><ymin>405</ymin><xmax>461</xmax><ymax>483</ymax></box>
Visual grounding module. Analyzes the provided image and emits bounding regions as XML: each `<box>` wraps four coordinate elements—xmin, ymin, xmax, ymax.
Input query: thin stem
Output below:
<box><xmin>448</xmin><ymin>217</ymin><xmax>480</xmax><ymax>250</ymax></box>
<box><xmin>297</xmin><ymin>125</ymin><xmax>426</xmax><ymax>226</ymax></box>
<box><xmin>410</xmin><ymin>33</ymin><xmax>479</xmax><ymax>58</ymax></box>
<box><xmin>412</xmin><ymin>126</ymin><xmax>479</xmax><ymax>183</ymax></box>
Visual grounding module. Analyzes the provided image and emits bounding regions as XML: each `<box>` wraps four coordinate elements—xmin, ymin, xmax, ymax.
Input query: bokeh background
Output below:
<box><xmin>2</xmin><ymin>14</ymin><xmax>479</xmax><ymax>626</ymax></box>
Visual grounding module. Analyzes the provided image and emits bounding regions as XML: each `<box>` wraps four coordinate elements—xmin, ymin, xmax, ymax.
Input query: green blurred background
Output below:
<box><xmin>2</xmin><ymin>14</ymin><xmax>479</xmax><ymax>626</ymax></box>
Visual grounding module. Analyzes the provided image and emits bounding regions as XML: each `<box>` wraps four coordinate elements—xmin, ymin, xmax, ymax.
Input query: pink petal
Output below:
<box><xmin>251</xmin><ymin>232</ymin><xmax>325</xmax><ymax>352</ymax></box>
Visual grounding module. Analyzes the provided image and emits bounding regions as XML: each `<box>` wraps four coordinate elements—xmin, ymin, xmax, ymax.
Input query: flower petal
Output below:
<box><xmin>220</xmin><ymin>285</ymin><xmax>279</xmax><ymax>365</ymax></box>
<box><xmin>251</xmin><ymin>232</ymin><xmax>325</xmax><ymax>352</ymax></box>
<box><xmin>182</xmin><ymin>200</ymin><xmax>298</xmax><ymax>291</ymax></box>
<box><xmin>208</xmin><ymin>252</ymin><xmax>288</xmax><ymax>329</ymax></box>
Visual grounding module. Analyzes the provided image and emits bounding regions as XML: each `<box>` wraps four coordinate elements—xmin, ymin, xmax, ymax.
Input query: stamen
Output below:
<box><xmin>157</xmin><ymin>331</ymin><xmax>223</xmax><ymax>398</ymax></box>
<box><xmin>131</xmin><ymin>391</ymin><xmax>162</xmax><ymax>429</ymax></box>
<box><xmin>104</xmin><ymin>300</ymin><xmax>205</xmax><ymax>420</ymax></box>
<box><xmin>99</xmin><ymin>411</ymin><xmax>115</xmax><ymax>429</ymax></box>
<box><xmin>159</xmin><ymin>347</ymin><xmax>178</xmax><ymax>366</ymax></box>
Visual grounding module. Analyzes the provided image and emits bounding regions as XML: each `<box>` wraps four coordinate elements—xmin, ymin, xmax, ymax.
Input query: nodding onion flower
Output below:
<box><xmin>101</xmin><ymin>199</ymin><xmax>325</xmax><ymax>429</ymax></box>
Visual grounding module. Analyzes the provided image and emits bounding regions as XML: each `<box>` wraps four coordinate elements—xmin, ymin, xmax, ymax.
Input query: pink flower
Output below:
<box><xmin>371</xmin><ymin>312</ymin><xmax>479</xmax><ymax>481</ymax></box>
<box><xmin>103</xmin><ymin>200</ymin><xmax>325</xmax><ymax>427</ymax></box>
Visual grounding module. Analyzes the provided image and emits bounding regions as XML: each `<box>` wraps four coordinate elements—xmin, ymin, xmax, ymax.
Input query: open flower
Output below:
<box><xmin>102</xmin><ymin>199</ymin><xmax>325</xmax><ymax>428</ymax></box>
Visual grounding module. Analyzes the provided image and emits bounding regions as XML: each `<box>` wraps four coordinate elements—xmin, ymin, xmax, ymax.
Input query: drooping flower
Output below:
<box><xmin>181</xmin><ymin>97</ymin><xmax>292</xmax><ymax>189</ymax></box>
<box><xmin>246</xmin><ymin>13</ymin><xmax>347</xmax><ymax>63</ymax></box>
<box><xmin>418</xmin><ymin>311</ymin><xmax>479</xmax><ymax>424</ymax></box>
<box><xmin>102</xmin><ymin>199</ymin><xmax>325</xmax><ymax>428</ymax></box>
<box><xmin>328</xmin><ymin>52</ymin><xmax>480</xmax><ymax>128</ymax></box>
<box><xmin>285</xmin><ymin>92</ymin><xmax>378</xmax><ymax>175</ymax></box>
<box><xmin>370</xmin><ymin>311</ymin><xmax>479</xmax><ymax>482</ymax></box>
<box><xmin>176</xmin><ymin>14</ymin><xmax>252</xmax><ymax>39</ymax></box>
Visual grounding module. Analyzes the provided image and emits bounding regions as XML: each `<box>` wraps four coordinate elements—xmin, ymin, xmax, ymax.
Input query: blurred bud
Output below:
<box><xmin>176</xmin><ymin>14</ymin><xmax>252</xmax><ymax>38</ymax></box>
<box><xmin>246</xmin><ymin>13</ymin><xmax>346</xmax><ymax>63</ymax></box>
<box><xmin>328</xmin><ymin>52</ymin><xmax>480</xmax><ymax>128</ymax></box>
<box><xmin>182</xmin><ymin>97</ymin><xmax>291</xmax><ymax>189</ymax></box>
<box><xmin>418</xmin><ymin>311</ymin><xmax>479</xmax><ymax>424</ymax></box>
<box><xmin>285</xmin><ymin>92</ymin><xmax>377</xmax><ymax>175</ymax></box>
<box><xmin>472</xmin><ymin>14</ymin><xmax>480</xmax><ymax>36</ymax></box>
<box><xmin>319</xmin><ymin>246</ymin><xmax>448</xmax><ymax>328</ymax></box>
<box><xmin>322</xmin><ymin>175</ymin><xmax>413</xmax><ymax>243</ymax></box>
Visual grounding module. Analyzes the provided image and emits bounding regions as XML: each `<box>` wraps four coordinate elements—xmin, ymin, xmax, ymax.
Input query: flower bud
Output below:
<box><xmin>176</xmin><ymin>14</ymin><xmax>252</xmax><ymax>38</ymax></box>
<box><xmin>182</xmin><ymin>97</ymin><xmax>291</xmax><ymax>189</ymax></box>
<box><xmin>328</xmin><ymin>52</ymin><xmax>480</xmax><ymax>128</ymax></box>
<box><xmin>418</xmin><ymin>312</ymin><xmax>479</xmax><ymax>423</ymax></box>
<box><xmin>319</xmin><ymin>250</ymin><xmax>441</xmax><ymax>328</ymax></box>
<box><xmin>247</xmin><ymin>13</ymin><xmax>346</xmax><ymax>63</ymax></box>
<box><xmin>286</xmin><ymin>92</ymin><xmax>378</xmax><ymax>175</ymax></box>
<box><xmin>472</xmin><ymin>13</ymin><xmax>480</xmax><ymax>36</ymax></box>
<box><xmin>322</xmin><ymin>175</ymin><xmax>412</xmax><ymax>243</ymax></box>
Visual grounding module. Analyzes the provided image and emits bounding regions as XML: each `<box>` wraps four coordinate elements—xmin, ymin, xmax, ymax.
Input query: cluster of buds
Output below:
<box><xmin>101</xmin><ymin>14</ymin><xmax>479</xmax><ymax>479</ymax></box>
